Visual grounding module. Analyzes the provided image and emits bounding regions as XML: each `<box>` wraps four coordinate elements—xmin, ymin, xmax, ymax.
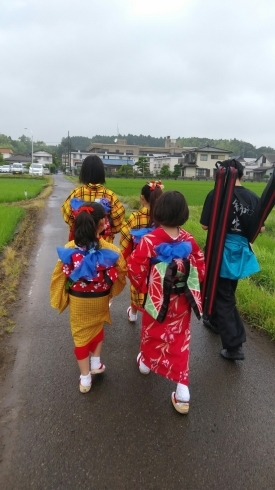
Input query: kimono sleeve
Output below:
<box><xmin>61</xmin><ymin>189</ymin><xmax>77</xmax><ymax>230</ymax></box>
<box><xmin>50</xmin><ymin>260</ymin><xmax>69</xmax><ymax>314</ymax></box>
<box><xmin>100</xmin><ymin>239</ymin><xmax>127</xmax><ymax>298</ymax></box>
<box><xmin>109</xmin><ymin>192</ymin><xmax>125</xmax><ymax>234</ymax></box>
<box><xmin>110</xmin><ymin>252</ymin><xmax>127</xmax><ymax>298</ymax></box>
<box><xmin>119</xmin><ymin>212</ymin><xmax>136</xmax><ymax>259</ymax></box>
<box><xmin>127</xmin><ymin>235</ymin><xmax>153</xmax><ymax>294</ymax></box>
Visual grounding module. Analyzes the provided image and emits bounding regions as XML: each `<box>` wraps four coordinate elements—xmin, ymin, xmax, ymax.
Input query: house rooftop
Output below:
<box><xmin>194</xmin><ymin>145</ymin><xmax>231</xmax><ymax>153</ymax></box>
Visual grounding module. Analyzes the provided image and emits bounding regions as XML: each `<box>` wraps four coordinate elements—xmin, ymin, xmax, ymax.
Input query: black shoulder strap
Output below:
<box><xmin>156</xmin><ymin>261</ymin><xmax>177</xmax><ymax>323</ymax></box>
<box><xmin>233</xmin><ymin>188</ymin><xmax>249</xmax><ymax>208</ymax></box>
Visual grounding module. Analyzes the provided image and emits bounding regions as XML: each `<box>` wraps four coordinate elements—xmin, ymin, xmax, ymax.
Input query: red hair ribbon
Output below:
<box><xmin>77</xmin><ymin>206</ymin><xmax>94</xmax><ymax>215</ymax></box>
<box><xmin>147</xmin><ymin>180</ymin><xmax>164</xmax><ymax>191</ymax></box>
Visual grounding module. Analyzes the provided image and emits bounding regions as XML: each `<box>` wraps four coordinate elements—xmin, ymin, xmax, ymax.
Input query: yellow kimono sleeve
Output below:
<box><xmin>110</xmin><ymin>252</ymin><xmax>128</xmax><ymax>298</ymax></box>
<box><xmin>100</xmin><ymin>238</ymin><xmax>127</xmax><ymax>298</ymax></box>
<box><xmin>50</xmin><ymin>259</ymin><xmax>69</xmax><ymax>313</ymax></box>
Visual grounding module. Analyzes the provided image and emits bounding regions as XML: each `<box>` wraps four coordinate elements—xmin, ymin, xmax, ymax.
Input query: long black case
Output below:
<box><xmin>202</xmin><ymin>166</ymin><xmax>237</xmax><ymax>316</ymax></box>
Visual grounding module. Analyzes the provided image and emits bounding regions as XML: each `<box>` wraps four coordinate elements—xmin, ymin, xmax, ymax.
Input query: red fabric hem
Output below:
<box><xmin>74</xmin><ymin>330</ymin><xmax>104</xmax><ymax>360</ymax></box>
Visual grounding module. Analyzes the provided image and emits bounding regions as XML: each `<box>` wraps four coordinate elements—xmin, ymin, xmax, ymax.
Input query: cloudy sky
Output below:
<box><xmin>1</xmin><ymin>0</ymin><xmax>275</xmax><ymax>148</ymax></box>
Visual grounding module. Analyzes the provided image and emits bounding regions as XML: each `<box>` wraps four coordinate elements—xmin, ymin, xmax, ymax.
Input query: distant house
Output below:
<box><xmin>62</xmin><ymin>139</ymin><xmax>231</xmax><ymax>178</ymax></box>
<box><xmin>74</xmin><ymin>155</ymin><xmax>135</xmax><ymax>174</ymax></box>
<box><xmin>63</xmin><ymin>137</ymin><xmax>194</xmax><ymax>174</ymax></box>
<box><xmin>149</xmin><ymin>145</ymin><xmax>232</xmax><ymax>178</ymax></box>
<box><xmin>194</xmin><ymin>145</ymin><xmax>232</xmax><ymax>178</ymax></box>
<box><xmin>0</xmin><ymin>148</ymin><xmax>13</xmax><ymax>159</ymax></box>
<box><xmin>244</xmin><ymin>153</ymin><xmax>275</xmax><ymax>180</ymax></box>
<box><xmin>33</xmin><ymin>150</ymin><xmax>53</xmax><ymax>165</ymax></box>
<box><xmin>4</xmin><ymin>153</ymin><xmax>31</xmax><ymax>164</ymax></box>
<box><xmin>255</xmin><ymin>153</ymin><xmax>275</xmax><ymax>167</ymax></box>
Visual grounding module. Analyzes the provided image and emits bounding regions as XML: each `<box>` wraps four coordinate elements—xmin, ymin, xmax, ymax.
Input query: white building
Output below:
<box><xmin>33</xmin><ymin>150</ymin><xmax>53</xmax><ymax>165</ymax></box>
<box><xmin>150</xmin><ymin>145</ymin><xmax>231</xmax><ymax>178</ymax></box>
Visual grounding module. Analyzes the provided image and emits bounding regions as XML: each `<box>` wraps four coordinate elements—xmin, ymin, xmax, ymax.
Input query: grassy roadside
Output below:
<box><xmin>0</xmin><ymin>178</ymin><xmax>53</xmax><ymax>337</ymax></box>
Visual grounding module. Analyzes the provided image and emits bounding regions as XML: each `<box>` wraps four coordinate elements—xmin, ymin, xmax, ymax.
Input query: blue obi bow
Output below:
<box><xmin>153</xmin><ymin>241</ymin><xmax>192</xmax><ymax>263</ymax></box>
<box><xmin>130</xmin><ymin>227</ymin><xmax>154</xmax><ymax>244</ymax></box>
<box><xmin>57</xmin><ymin>246</ymin><xmax>119</xmax><ymax>281</ymax></box>
<box><xmin>70</xmin><ymin>197</ymin><xmax>111</xmax><ymax>214</ymax></box>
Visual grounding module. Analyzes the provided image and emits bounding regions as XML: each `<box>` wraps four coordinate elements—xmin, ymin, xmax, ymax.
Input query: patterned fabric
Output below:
<box><xmin>120</xmin><ymin>207</ymin><xmax>150</xmax><ymax>257</ymax></box>
<box><xmin>127</xmin><ymin>227</ymin><xmax>205</xmax><ymax>384</ymax></box>
<box><xmin>119</xmin><ymin>206</ymin><xmax>151</xmax><ymax>311</ymax></box>
<box><xmin>50</xmin><ymin>238</ymin><xmax>127</xmax><ymax>347</ymax></box>
<box><xmin>143</xmin><ymin>241</ymin><xmax>202</xmax><ymax>322</ymax></box>
<box><xmin>56</xmin><ymin>244</ymin><xmax>119</xmax><ymax>292</ymax></box>
<box><xmin>61</xmin><ymin>184</ymin><xmax>125</xmax><ymax>243</ymax></box>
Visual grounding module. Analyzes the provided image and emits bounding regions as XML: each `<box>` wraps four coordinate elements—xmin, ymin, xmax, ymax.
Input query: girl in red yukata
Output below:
<box><xmin>128</xmin><ymin>191</ymin><xmax>205</xmax><ymax>414</ymax></box>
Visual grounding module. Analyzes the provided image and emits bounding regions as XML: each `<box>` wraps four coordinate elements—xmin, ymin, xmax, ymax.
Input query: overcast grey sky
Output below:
<box><xmin>1</xmin><ymin>0</ymin><xmax>275</xmax><ymax>148</ymax></box>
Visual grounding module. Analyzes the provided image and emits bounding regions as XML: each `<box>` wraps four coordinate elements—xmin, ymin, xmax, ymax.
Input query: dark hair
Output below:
<box><xmin>141</xmin><ymin>183</ymin><xmax>163</xmax><ymax>226</ymax></box>
<box><xmin>153</xmin><ymin>191</ymin><xmax>189</xmax><ymax>227</ymax></box>
<box><xmin>79</xmin><ymin>155</ymin><xmax>106</xmax><ymax>185</ymax></box>
<box><xmin>74</xmin><ymin>202</ymin><xmax>106</xmax><ymax>249</ymax></box>
<box><xmin>216</xmin><ymin>159</ymin><xmax>244</xmax><ymax>179</ymax></box>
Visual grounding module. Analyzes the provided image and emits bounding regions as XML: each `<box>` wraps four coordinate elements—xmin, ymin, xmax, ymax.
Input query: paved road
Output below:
<box><xmin>0</xmin><ymin>174</ymin><xmax>275</xmax><ymax>490</ymax></box>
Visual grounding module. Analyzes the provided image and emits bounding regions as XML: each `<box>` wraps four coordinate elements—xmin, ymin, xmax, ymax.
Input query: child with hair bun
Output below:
<box><xmin>120</xmin><ymin>180</ymin><xmax>163</xmax><ymax>322</ymax></box>
<box><xmin>50</xmin><ymin>202</ymin><xmax>127</xmax><ymax>393</ymax></box>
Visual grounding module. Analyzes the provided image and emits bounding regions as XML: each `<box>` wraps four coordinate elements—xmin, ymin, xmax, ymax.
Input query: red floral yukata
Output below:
<box><xmin>127</xmin><ymin>227</ymin><xmax>205</xmax><ymax>385</ymax></box>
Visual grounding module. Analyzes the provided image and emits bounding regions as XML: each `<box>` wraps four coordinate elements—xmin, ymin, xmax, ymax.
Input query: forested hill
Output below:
<box><xmin>0</xmin><ymin>133</ymin><xmax>274</xmax><ymax>159</ymax></box>
<box><xmin>66</xmin><ymin>134</ymin><xmax>274</xmax><ymax>158</ymax></box>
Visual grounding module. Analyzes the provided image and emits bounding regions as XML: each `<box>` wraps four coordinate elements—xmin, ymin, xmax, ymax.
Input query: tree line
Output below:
<box><xmin>0</xmin><ymin>133</ymin><xmax>274</xmax><ymax>162</ymax></box>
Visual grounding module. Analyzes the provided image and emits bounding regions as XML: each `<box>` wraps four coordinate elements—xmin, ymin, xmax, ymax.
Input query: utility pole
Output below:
<box><xmin>24</xmin><ymin>127</ymin><xmax>33</xmax><ymax>168</ymax></box>
<box><xmin>68</xmin><ymin>131</ymin><xmax>71</xmax><ymax>174</ymax></box>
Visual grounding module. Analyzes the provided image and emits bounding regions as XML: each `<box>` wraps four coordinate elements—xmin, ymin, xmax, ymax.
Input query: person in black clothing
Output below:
<box><xmin>200</xmin><ymin>159</ymin><xmax>264</xmax><ymax>361</ymax></box>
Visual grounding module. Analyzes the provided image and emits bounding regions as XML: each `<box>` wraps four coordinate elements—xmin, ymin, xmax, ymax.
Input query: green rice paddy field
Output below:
<box><xmin>0</xmin><ymin>176</ymin><xmax>48</xmax><ymax>203</ymax></box>
<box><xmin>105</xmin><ymin>178</ymin><xmax>266</xmax><ymax>206</ymax></box>
<box><xmin>0</xmin><ymin>177</ymin><xmax>47</xmax><ymax>250</ymax></box>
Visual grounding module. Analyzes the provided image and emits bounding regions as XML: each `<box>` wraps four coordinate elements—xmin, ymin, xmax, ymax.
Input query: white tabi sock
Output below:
<box><xmin>80</xmin><ymin>373</ymin><xmax>91</xmax><ymax>386</ymax></box>
<box><xmin>176</xmin><ymin>383</ymin><xmax>190</xmax><ymax>402</ymax></box>
<box><xmin>90</xmin><ymin>356</ymin><xmax>101</xmax><ymax>370</ymax></box>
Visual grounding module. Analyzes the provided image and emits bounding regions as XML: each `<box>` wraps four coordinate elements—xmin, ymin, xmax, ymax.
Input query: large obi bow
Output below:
<box><xmin>153</xmin><ymin>241</ymin><xmax>192</xmax><ymax>263</ymax></box>
<box><xmin>57</xmin><ymin>246</ymin><xmax>119</xmax><ymax>282</ymax></box>
<box><xmin>70</xmin><ymin>197</ymin><xmax>111</xmax><ymax>214</ymax></box>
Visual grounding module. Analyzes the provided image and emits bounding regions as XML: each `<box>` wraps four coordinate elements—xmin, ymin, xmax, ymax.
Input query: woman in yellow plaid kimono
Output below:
<box><xmin>50</xmin><ymin>202</ymin><xmax>127</xmax><ymax>393</ymax></box>
<box><xmin>120</xmin><ymin>181</ymin><xmax>163</xmax><ymax>323</ymax></box>
<box><xmin>61</xmin><ymin>155</ymin><xmax>125</xmax><ymax>243</ymax></box>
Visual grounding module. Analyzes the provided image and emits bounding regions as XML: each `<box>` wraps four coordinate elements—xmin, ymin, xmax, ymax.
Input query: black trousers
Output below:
<box><xmin>210</xmin><ymin>277</ymin><xmax>246</xmax><ymax>350</ymax></box>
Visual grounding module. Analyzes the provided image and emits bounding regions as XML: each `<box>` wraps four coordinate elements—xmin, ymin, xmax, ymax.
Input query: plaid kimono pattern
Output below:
<box><xmin>120</xmin><ymin>207</ymin><xmax>151</xmax><ymax>311</ymax></box>
<box><xmin>61</xmin><ymin>184</ymin><xmax>125</xmax><ymax>243</ymax></box>
<box><xmin>50</xmin><ymin>238</ymin><xmax>127</xmax><ymax>347</ymax></box>
<box><xmin>120</xmin><ymin>207</ymin><xmax>150</xmax><ymax>258</ymax></box>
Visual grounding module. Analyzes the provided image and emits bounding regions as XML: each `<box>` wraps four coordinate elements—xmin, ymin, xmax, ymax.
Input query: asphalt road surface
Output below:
<box><xmin>0</xmin><ymin>174</ymin><xmax>275</xmax><ymax>490</ymax></box>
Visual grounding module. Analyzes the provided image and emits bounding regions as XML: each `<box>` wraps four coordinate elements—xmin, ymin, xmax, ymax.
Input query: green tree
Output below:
<box><xmin>159</xmin><ymin>165</ymin><xmax>172</xmax><ymax>178</ymax></box>
<box><xmin>117</xmin><ymin>164</ymin><xmax>134</xmax><ymax>177</ymax></box>
<box><xmin>135</xmin><ymin>156</ymin><xmax>149</xmax><ymax>176</ymax></box>
<box><xmin>172</xmin><ymin>164</ymin><xmax>181</xmax><ymax>179</ymax></box>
